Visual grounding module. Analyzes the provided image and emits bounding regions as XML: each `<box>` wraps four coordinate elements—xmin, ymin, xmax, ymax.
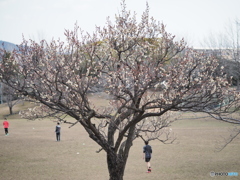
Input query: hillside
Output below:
<box><xmin>0</xmin><ymin>40</ymin><xmax>18</xmax><ymax>51</ymax></box>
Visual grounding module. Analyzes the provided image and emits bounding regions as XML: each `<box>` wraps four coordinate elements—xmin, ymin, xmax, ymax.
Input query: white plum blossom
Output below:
<box><xmin>1</xmin><ymin>1</ymin><xmax>240</xmax><ymax>179</ymax></box>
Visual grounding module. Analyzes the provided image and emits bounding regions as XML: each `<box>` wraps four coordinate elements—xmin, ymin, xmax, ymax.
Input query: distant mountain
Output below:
<box><xmin>0</xmin><ymin>40</ymin><xmax>18</xmax><ymax>52</ymax></box>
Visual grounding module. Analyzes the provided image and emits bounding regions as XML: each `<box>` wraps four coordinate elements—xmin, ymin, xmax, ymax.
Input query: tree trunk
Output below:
<box><xmin>9</xmin><ymin>106</ymin><xmax>13</xmax><ymax>115</ymax></box>
<box><xmin>107</xmin><ymin>153</ymin><xmax>126</xmax><ymax>180</ymax></box>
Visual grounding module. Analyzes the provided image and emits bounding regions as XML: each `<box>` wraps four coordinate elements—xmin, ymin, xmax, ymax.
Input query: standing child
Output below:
<box><xmin>55</xmin><ymin>122</ymin><xmax>61</xmax><ymax>141</ymax></box>
<box><xmin>143</xmin><ymin>140</ymin><xmax>152</xmax><ymax>173</ymax></box>
<box><xmin>3</xmin><ymin>118</ymin><xmax>9</xmax><ymax>136</ymax></box>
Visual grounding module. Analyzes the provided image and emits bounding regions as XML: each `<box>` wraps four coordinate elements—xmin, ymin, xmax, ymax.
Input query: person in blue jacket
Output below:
<box><xmin>143</xmin><ymin>140</ymin><xmax>152</xmax><ymax>173</ymax></box>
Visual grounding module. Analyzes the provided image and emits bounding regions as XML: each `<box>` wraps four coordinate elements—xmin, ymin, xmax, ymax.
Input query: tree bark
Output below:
<box><xmin>9</xmin><ymin>106</ymin><xmax>13</xmax><ymax>115</ymax></box>
<box><xmin>107</xmin><ymin>153</ymin><xmax>125</xmax><ymax>180</ymax></box>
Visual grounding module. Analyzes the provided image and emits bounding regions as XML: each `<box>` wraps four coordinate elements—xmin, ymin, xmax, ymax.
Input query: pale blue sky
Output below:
<box><xmin>0</xmin><ymin>0</ymin><xmax>239</xmax><ymax>47</ymax></box>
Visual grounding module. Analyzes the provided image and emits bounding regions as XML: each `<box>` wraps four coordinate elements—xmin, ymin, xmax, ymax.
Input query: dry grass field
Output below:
<box><xmin>0</xmin><ymin>100</ymin><xmax>240</xmax><ymax>180</ymax></box>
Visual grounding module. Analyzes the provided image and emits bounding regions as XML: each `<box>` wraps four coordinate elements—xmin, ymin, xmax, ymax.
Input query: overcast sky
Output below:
<box><xmin>0</xmin><ymin>0</ymin><xmax>239</xmax><ymax>47</ymax></box>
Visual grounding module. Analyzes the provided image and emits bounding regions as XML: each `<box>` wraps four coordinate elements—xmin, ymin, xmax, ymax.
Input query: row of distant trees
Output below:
<box><xmin>202</xmin><ymin>18</ymin><xmax>240</xmax><ymax>90</ymax></box>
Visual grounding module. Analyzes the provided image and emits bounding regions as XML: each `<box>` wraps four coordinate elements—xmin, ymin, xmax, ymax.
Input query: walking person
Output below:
<box><xmin>143</xmin><ymin>140</ymin><xmax>152</xmax><ymax>173</ymax></box>
<box><xmin>3</xmin><ymin>118</ymin><xmax>9</xmax><ymax>136</ymax></box>
<box><xmin>55</xmin><ymin>122</ymin><xmax>61</xmax><ymax>141</ymax></box>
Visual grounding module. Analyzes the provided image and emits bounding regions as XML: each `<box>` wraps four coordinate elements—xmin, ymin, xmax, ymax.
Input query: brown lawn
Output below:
<box><xmin>0</xmin><ymin>100</ymin><xmax>240</xmax><ymax>180</ymax></box>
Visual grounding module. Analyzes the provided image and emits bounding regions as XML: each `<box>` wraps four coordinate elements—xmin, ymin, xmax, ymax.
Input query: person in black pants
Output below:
<box><xmin>55</xmin><ymin>122</ymin><xmax>61</xmax><ymax>141</ymax></box>
<box><xmin>143</xmin><ymin>141</ymin><xmax>152</xmax><ymax>173</ymax></box>
<box><xmin>3</xmin><ymin>118</ymin><xmax>9</xmax><ymax>136</ymax></box>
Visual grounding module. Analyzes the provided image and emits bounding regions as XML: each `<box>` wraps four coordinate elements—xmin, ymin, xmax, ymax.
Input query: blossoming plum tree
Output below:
<box><xmin>1</xmin><ymin>1</ymin><xmax>240</xmax><ymax>180</ymax></box>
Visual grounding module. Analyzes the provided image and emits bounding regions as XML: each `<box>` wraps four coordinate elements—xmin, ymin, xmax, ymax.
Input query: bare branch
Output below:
<box><xmin>215</xmin><ymin>126</ymin><xmax>240</xmax><ymax>152</ymax></box>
